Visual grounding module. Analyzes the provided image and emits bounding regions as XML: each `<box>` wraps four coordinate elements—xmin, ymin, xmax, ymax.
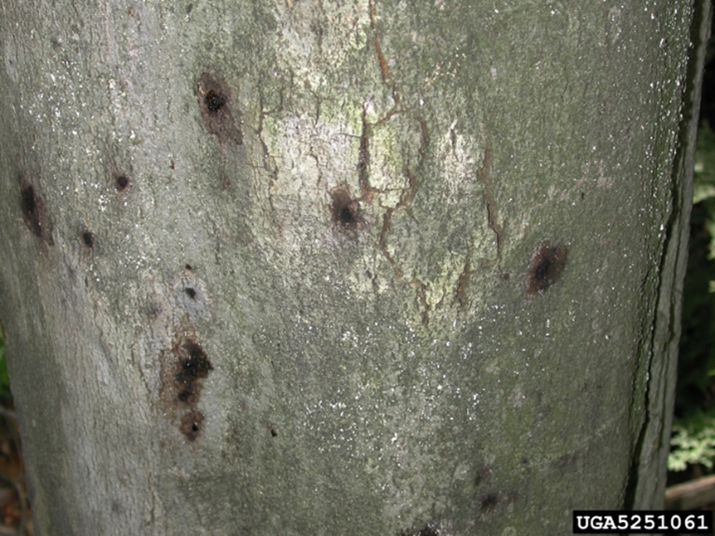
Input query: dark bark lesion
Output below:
<box><xmin>330</xmin><ymin>186</ymin><xmax>363</xmax><ymax>235</ymax></box>
<box><xmin>160</xmin><ymin>316</ymin><xmax>213</xmax><ymax>441</ymax></box>
<box><xmin>81</xmin><ymin>230</ymin><xmax>94</xmax><ymax>248</ymax></box>
<box><xmin>195</xmin><ymin>72</ymin><xmax>242</xmax><ymax>145</ymax></box>
<box><xmin>114</xmin><ymin>174</ymin><xmax>130</xmax><ymax>191</ymax></box>
<box><xmin>173</xmin><ymin>338</ymin><xmax>212</xmax><ymax>406</ymax></box>
<box><xmin>180</xmin><ymin>410</ymin><xmax>204</xmax><ymax>442</ymax></box>
<box><xmin>525</xmin><ymin>241</ymin><xmax>568</xmax><ymax>297</ymax></box>
<box><xmin>18</xmin><ymin>175</ymin><xmax>53</xmax><ymax>246</ymax></box>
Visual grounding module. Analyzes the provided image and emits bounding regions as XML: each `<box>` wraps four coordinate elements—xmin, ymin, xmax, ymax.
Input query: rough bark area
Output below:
<box><xmin>0</xmin><ymin>1</ymin><xmax>698</xmax><ymax>534</ymax></box>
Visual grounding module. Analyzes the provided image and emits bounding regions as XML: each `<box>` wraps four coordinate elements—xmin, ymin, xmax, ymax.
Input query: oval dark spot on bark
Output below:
<box><xmin>205</xmin><ymin>90</ymin><xmax>226</xmax><ymax>113</ymax></box>
<box><xmin>330</xmin><ymin>186</ymin><xmax>362</xmax><ymax>234</ymax></box>
<box><xmin>19</xmin><ymin>178</ymin><xmax>54</xmax><ymax>245</ymax></box>
<box><xmin>526</xmin><ymin>241</ymin><xmax>568</xmax><ymax>296</ymax></box>
<box><xmin>180</xmin><ymin>411</ymin><xmax>204</xmax><ymax>441</ymax></box>
<box><xmin>177</xmin><ymin>385</ymin><xmax>193</xmax><ymax>403</ymax></box>
<box><xmin>478</xmin><ymin>492</ymin><xmax>499</xmax><ymax>513</ymax></box>
<box><xmin>196</xmin><ymin>72</ymin><xmax>242</xmax><ymax>144</ymax></box>
<box><xmin>177</xmin><ymin>341</ymin><xmax>212</xmax><ymax>383</ymax></box>
<box><xmin>176</xmin><ymin>278</ymin><xmax>209</xmax><ymax>321</ymax></box>
<box><xmin>115</xmin><ymin>175</ymin><xmax>129</xmax><ymax>191</ymax></box>
<box><xmin>21</xmin><ymin>185</ymin><xmax>36</xmax><ymax>216</ymax></box>
<box><xmin>339</xmin><ymin>205</ymin><xmax>355</xmax><ymax>224</ymax></box>
<box><xmin>82</xmin><ymin>231</ymin><xmax>94</xmax><ymax>248</ymax></box>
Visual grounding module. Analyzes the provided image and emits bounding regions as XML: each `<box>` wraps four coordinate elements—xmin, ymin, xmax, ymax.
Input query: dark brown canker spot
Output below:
<box><xmin>330</xmin><ymin>186</ymin><xmax>362</xmax><ymax>234</ymax></box>
<box><xmin>526</xmin><ymin>241</ymin><xmax>568</xmax><ymax>296</ymax></box>
<box><xmin>195</xmin><ymin>72</ymin><xmax>242</xmax><ymax>144</ymax></box>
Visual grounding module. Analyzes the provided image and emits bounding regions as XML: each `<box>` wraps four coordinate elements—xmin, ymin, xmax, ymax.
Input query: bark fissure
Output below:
<box><xmin>358</xmin><ymin>104</ymin><xmax>372</xmax><ymax>200</ymax></box>
<box><xmin>454</xmin><ymin>251</ymin><xmax>471</xmax><ymax>308</ymax></box>
<box><xmin>476</xmin><ymin>146</ymin><xmax>503</xmax><ymax>265</ymax></box>
<box><xmin>368</xmin><ymin>0</ymin><xmax>391</xmax><ymax>86</ymax></box>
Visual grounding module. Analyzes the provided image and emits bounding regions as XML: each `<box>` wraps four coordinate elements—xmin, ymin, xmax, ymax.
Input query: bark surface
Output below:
<box><xmin>0</xmin><ymin>1</ymin><xmax>701</xmax><ymax>534</ymax></box>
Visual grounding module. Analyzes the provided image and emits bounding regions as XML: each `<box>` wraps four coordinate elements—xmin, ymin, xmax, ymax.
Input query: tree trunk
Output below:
<box><xmin>0</xmin><ymin>1</ymin><xmax>706</xmax><ymax>534</ymax></box>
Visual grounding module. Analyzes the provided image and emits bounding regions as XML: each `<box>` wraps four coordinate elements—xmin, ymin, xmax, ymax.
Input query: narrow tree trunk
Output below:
<box><xmin>0</xmin><ymin>1</ymin><xmax>705</xmax><ymax>534</ymax></box>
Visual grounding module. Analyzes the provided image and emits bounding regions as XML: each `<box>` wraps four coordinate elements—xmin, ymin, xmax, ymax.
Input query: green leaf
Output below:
<box><xmin>669</xmin><ymin>408</ymin><xmax>715</xmax><ymax>471</ymax></box>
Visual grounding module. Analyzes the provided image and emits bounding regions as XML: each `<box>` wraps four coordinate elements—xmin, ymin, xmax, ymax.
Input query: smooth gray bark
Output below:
<box><xmin>0</xmin><ymin>1</ymin><xmax>703</xmax><ymax>534</ymax></box>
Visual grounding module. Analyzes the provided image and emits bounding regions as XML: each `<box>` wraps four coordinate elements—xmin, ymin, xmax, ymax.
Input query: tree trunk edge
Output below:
<box><xmin>630</xmin><ymin>0</ymin><xmax>712</xmax><ymax>511</ymax></box>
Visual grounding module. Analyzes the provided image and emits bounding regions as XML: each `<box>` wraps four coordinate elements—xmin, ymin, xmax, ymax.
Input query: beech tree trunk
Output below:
<box><xmin>0</xmin><ymin>1</ymin><xmax>708</xmax><ymax>534</ymax></box>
